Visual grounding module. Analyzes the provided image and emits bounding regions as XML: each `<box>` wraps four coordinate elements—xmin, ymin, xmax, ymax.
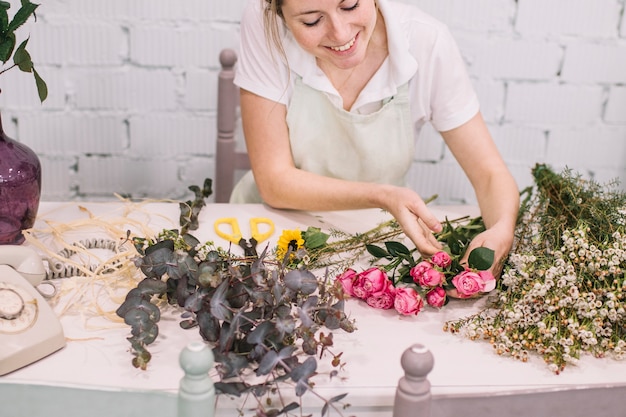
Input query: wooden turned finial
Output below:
<box><xmin>178</xmin><ymin>341</ymin><xmax>216</xmax><ymax>417</ymax></box>
<box><xmin>392</xmin><ymin>344</ymin><xmax>434</xmax><ymax>417</ymax></box>
<box><xmin>219</xmin><ymin>48</ymin><xmax>237</xmax><ymax>70</ymax></box>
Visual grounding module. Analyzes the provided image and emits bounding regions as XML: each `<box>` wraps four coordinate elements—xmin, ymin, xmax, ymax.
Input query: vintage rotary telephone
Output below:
<box><xmin>0</xmin><ymin>245</ymin><xmax>66</xmax><ymax>375</ymax></box>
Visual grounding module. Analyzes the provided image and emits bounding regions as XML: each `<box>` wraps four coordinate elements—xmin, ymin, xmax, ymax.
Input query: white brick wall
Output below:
<box><xmin>0</xmin><ymin>0</ymin><xmax>624</xmax><ymax>204</ymax></box>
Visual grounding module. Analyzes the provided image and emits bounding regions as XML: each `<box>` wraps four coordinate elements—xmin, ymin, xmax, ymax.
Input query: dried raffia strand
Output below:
<box><xmin>22</xmin><ymin>200</ymin><xmax>174</xmax><ymax>324</ymax></box>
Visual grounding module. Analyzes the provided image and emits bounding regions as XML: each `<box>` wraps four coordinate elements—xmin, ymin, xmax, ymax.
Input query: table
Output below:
<box><xmin>2</xmin><ymin>201</ymin><xmax>626</xmax><ymax>416</ymax></box>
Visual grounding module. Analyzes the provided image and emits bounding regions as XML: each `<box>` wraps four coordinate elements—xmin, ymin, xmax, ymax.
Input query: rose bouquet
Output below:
<box><xmin>335</xmin><ymin>227</ymin><xmax>495</xmax><ymax>316</ymax></box>
<box><xmin>274</xmin><ymin>214</ymin><xmax>496</xmax><ymax>316</ymax></box>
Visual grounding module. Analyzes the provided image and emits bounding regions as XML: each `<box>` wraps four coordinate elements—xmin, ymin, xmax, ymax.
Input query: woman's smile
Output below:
<box><xmin>327</xmin><ymin>34</ymin><xmax>358</xmax><ymax>53</ymax></box>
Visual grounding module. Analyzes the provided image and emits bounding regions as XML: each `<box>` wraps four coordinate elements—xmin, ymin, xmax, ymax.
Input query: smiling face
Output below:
<box><xmin>280</xmin><ymin>0</ymin><xmax>379</xmax><ymax>70</ymax></box>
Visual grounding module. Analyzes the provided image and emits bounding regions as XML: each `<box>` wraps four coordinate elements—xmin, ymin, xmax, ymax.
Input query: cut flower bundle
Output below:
<box><xmin>445</xmin><ymin>164</ymin><xmax>626</xmax><ymax>373</ymax></box>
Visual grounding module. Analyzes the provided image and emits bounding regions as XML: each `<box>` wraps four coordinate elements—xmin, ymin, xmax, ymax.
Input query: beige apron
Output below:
<box><xmin>230</xmin><ymin>78</ymin><xmax>414</xmax><ymax>203</ymax></box>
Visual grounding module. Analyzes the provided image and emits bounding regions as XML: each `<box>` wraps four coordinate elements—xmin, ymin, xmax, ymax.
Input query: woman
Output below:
<box><xmin>231</xmin><ymin>0</ymin><xmax>519</xmax><ymax>275</ymax></box>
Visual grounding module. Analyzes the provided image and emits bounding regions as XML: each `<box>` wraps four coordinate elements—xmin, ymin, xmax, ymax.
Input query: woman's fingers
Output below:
<box><xmin>396</xmin><ymin>210</ymin><xmax>442</xmax><ymax>256</ymax></box>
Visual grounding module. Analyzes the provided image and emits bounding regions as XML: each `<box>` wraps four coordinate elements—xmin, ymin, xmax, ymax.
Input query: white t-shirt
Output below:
<box><xmin>234</xmin><ymin>0</ymin><xmax>479</xmax><ymax>134</ymax></box>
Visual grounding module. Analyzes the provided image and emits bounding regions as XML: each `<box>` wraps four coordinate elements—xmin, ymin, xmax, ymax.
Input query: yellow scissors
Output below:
<box><xmin>214</xmin><ymin>217</ymin><xmax>275</xmax><ymax>257</ymax></box>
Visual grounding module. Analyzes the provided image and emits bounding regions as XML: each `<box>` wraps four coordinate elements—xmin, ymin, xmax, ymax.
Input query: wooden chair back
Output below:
<box><xmin>214</xmin><ymin>49</ymin><xmax>250</xmax><ymax>203</ymax></box>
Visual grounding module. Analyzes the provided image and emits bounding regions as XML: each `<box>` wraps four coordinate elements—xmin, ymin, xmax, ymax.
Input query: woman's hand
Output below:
<box><xmin>459</xmin><ymin>223</ymin><xmax>514</xmax><ymax>278</ymax></box>
<box><xmin>381</xmin><ymin>186</ymin><xmax>444</xmax><ymax>257</ymax></box>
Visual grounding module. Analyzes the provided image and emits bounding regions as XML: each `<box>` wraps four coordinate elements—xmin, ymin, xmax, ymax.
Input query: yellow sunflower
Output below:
<box><xmin>276</xmin><ymin>229</ymin><xmax>305</xmax><ymax>261</ymax></box>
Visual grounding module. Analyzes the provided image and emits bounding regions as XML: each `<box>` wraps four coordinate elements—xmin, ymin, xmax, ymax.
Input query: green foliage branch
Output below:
<box><xmin>0</xmin><ymin>0</ymin><xmax>47</xmax><ymax>102</ymax></box>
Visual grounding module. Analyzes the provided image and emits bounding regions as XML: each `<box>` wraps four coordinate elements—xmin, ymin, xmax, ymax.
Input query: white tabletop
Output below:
<box><xmin>3</xmin><ymin>201</ymin><xmax>626</xmax><ymax>410</ymax></box>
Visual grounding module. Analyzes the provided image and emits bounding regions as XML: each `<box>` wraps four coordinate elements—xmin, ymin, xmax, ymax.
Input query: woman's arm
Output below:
<box><xmin>240</xmin><ymin>88</ymin><xmax>445</xmax><ymax>255</ymax></box>
<box><xmin>441</xmin><ymin>111</ymin><xmax>520</xmax><ymax>275</ymax></box>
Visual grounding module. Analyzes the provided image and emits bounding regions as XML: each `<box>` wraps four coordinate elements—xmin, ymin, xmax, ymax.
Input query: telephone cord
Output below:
<box><xmin>44</xmin><ymin>238</ymin><xmax>128</xmax><ymax>280</ymax></box>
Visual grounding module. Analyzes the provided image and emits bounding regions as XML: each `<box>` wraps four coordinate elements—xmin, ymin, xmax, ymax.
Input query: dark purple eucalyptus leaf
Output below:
<box><xmin>141</xmin><ymin>243</ymin><xmax>175</xmax><ymax>278</ymax></box>
<box><xmin>284</xmin><ymin>269</ymin><xmax>318</xmax><ymax>295</ymax></box>
<box><xmin>210</xmin><ymin>279</ymin><xmax>232</xmax><ymax>321</ymax></box>
<box><xmin>183</xmin><ymin>288</ymin><xmax>208</xmax><ymax>312</ymax></box>
<box><xmin>256</xmin><ymin>350</ymin><xmax>278</xmax><ymax>376</ymax></box>
<box><xmin>213</xmin><ymin>350</ymin><xmax>249</xmax><ymax>379</ymax></box>
<box><xmin>294</xmin><ymin>378</ymin><xmax>310</xmax><ymax>397</ymax></box>
<box><xmin>246</xmin><ymin>320</ymin><xmax>274</xmax><ymax>345</ymax></box>
<box><xmin>197</xmin><ymin>309</ymin><xmax>219</xmax><ymax>342</ymax></box>
<box><xmin>290</xmin><ymin>356</ymin><xmax>317</xmax><ymax>383</ymax></box>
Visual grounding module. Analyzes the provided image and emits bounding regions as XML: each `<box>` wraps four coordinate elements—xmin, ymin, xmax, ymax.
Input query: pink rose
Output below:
<box><xmin>360</xmin><ymin>267</ymin><xmax>390</xmax><ymax>295</ymax></box>
<box><xmin>336</xmin><ymin>269</ymin><xmax>357</xmax><ymax>297</ymax></box>
<box><xmin>431</xmin><ymin>251</ymin><xmax>452</xmax><ymax>268</ymax></box>
<box><xmin>478</xmin><ymin>270</ymin><xmax>496</xmax><ymax>292</ymax></box>
<box><xmin>425</xmin><ymin>286</ymin><xmax>447</xmax><ymax>308</ymax></box>
<box><xmin>393</xmin><ymin>287</ymin><xmax>423</xmax><ymax>316</ymax></box>
<box><xmin>366</xmin><ymin>292</ymin><xmax>395</xmax><ymax>310</ymax></box>
<box><xmin>365</xmin><ymin>280</ymin><xmax>395</xmax><ymax>310</ymax></box>
<box><xmin>410</xmin><ymin>261</ymin><xmax>444</xmax><ymax>288</ymax></box>
<box><xmin>351</xmin><ymin>277</ymin><xmax>369</xmax><ymax>300</ymax></box>
<box><xmin>452</xmin><ymin>270</ymin><xmax>492</xmax><ymax>298</ymax></box>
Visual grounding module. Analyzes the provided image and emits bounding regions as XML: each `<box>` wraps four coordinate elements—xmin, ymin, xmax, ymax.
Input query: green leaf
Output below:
<box><xmin>467</xmin><ymin>246</ymin><xmax>494</xmax><ymax>271</ymax></box>
<box><xmin>384</xmin><ymin>241</ymin><xmax>410</xmax><ymax>256</ymax></box>
<box><xmin>302</xmin><ymin>226</ymin><xmax>329</xmax><ymax>249</ymax></box>
<box><xmin>0</xmin><ymin>32</ymin><xmax>15</xmax><ymax>63</ymax></box>
<box><xmin>33</xmin><ymin>67</ymin><xmax>47</xmax><ymax>102</ymax></box>
<box><xmin>0</xmin><ymin>3</ymin><xmax>10</xmax><ymax>32</ymax></box>
<box><xmin>13</xmin><ymin>38</ymin><xmax>32</xmax><ymax>71</ymax></box>
<box><xmin>7</xmin><ymin>1</ymin><xmax>38</xmax><ymax>33</ymax></box>
<box><xmin>365</xmin><ymin>243</ymin><xmax>390</xmax><ymax>259</ymax></box>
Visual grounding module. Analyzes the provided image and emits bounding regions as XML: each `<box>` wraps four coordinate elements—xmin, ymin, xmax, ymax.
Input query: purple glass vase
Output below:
<box><xmin>0</xmin><ymin>112</ymin><xmax>41</xmax><ymax>245</ymax></box>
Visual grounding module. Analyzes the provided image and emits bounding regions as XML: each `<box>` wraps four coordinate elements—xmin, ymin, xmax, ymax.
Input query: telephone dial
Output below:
<box><xmin>0</xmin><ymin>245</ymin><xmax>66</xmax><ymax>375</ymax></box>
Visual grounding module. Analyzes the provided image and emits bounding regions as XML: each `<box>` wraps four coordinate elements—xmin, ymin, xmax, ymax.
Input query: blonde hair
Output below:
<box><xmin>263</xmin><ymin>0</ymin><xmax>287</xmax><ymax>63</ymax></box>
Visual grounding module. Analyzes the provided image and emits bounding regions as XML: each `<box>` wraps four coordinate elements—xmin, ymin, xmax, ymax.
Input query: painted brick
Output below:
<box><xmin>407</xmin><ymin>162</ymin><xmax>476</xmax><ymax>205</ymax></box>
<box><xmin>505</xmin><ymin>83</ymin><xmax>604</xmax><ymax>125</ymax></box>
<box><xmin>506</xmin><ymin>163</ymin><xmax>538</xmax><ymax>193</ymax></box>
<box><xmin>77</xmin><ymin>156</ymin><xmax>180</xmax><ymax>198</ymax></box>
<box><xmin>129</xmin><ymin>114</ymin><xmax>213</xmax><ymax>157</ymax></box>
<box><xmin>39</xmin><ymin>156</ymin><xmax>77</xmax><ymax>200</ymax></box>
<box><xmin>606</xmin><ymin>86</ymin><xmax>626</xmax><ymax>123</ymax></box>
<box><xmin>516</xmin><ymin>0</ymin><xmax>621</xmax><ymax>38</ymax></box>
<box><xmin>561</xmin><ymin>43</ymin><xmax>626</xmax><ymax>84</ymax></box>
<box><xmin>41</xmin><ymin>0</ymin><xmax>214</xmax><ymax>22</ymax></box>
<box><xmin>488</xmin><ymin>124</ymin><xmax>547</xmax><ymax>162</ymax></box>
<box><xmin>472</xmin><ymin>79</ymin><xmax>506</xmax><ymax>124</ymax></box>
<box><xmin>210</xmin><ymin>1</ymin><xmax>248</xmax><ymax>22</ymax></box>
<box><xmin>592</xmin><ymin>167</ymin><xmax>626</xmax><ymax>191</ymax></box>
<box><xmin>0</xmin><ymin>67</ymin><xmax>65</xmax><ymax>109</ymax></box>
<box><xmin>546</xmin><ymin>127</ymin><xmax>626</xmax><ymax>169</ymax></box>
<box><xmin>30</xmin><ymin>23</ymin><xmax>127</xmax><ymax>66</ymax></box>
<box><xmin>459</xmin><ymin>36</ymin><xmax>562</xmax><ymax>80</ymax></box>
<box><xmin>131</xmin><ymin>26</ymin><xmax>239</xmax><ymax>68</ymax></box>
<box><xmin>16</xmin><ymin>114</ymin><xmax>127</xmax><ymax>155</ymax></box>
<box><xmin>131</xmin><ymin>26</ymin><xmax>212</xmax><ymax>67</ymax></box>
<box><xmin>179</xmin><ymin>157</ymin><xmax>218</xmax><ymax>201</ymax></box>
<box><xmin>409</xmin><ymin>0</ymin><xmax>515</xmax><ymax>33</ymax></box>
<box><xmin>72</xmin><ymin>69</ymin><xmax>178</xmax><ymax>111</ymax></box>
<box><xmin>184</xmin><ymin>70</ymin><xmax>218</xmax><ymax>111</ymax></box>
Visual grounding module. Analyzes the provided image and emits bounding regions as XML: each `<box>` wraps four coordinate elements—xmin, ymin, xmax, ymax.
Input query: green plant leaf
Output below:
<box><xmin>384</xmin><ymin>241</ymin><xmax>410</xmax><ymax>257</ymax></box>
<box><xmin>0</xmin><ymin>32</ymin><xmax>15</xmax><ymax>63</ymax></box>
<box><xmin>365</xmin><ymin>243</ymin><xmax>390</xmax><ymax>259</ymax></box>
<box><xmin>302</xmin><ymin>226</ymin><xmax>329</xmax><ymax>249</ymax></box>
<box><xmin>0</xmin><ymin>3</ymin><xmax>10</xmax><ymax>32</ymax></box>
<box><xmin>7</xmin><ymin>1</ymin><xmax>38</xmax><ymax>33</ymax></box>
<box><xmin>13</xmin><ymin>38</ymin><xmax>32</xmax><ymax>71</ymax></box>
<box><xmin>467</xmin><ymin>246</ymin><xmax>494</xmax><ymax>271</ymax></box>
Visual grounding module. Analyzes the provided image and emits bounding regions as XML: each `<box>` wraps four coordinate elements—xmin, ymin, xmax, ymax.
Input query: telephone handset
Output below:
<box><xmin>0</xmin><ymin>245</ymin><xmax>66</xmax><ymax>376</ymax></box>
